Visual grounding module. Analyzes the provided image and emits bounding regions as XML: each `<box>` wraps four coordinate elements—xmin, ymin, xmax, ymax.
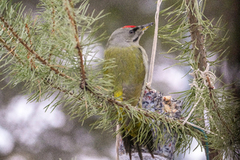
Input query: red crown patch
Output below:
<box><xmin>122</xmin><ymin>25</ymin><xmax>136</xmax><ymax>28</ymax></box>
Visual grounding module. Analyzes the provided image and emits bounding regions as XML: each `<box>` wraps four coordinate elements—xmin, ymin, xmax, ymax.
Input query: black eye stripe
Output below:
<box><xmin>133</xmin><ymin>27</ymin><xmax>139</xmax><ymax>31</ymax></box>
<box><xmin>129</xmin><ymin>27</ymin><xmax>139</xmax><ymax>34</ymax></box>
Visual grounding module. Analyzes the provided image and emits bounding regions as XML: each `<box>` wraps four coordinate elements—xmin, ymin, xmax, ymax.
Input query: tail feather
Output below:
<box><xmin>122</xmin><ymin>131</ymin><xmax>132</xmax><ymax>160</ymax></box>
<box><xmin>146</xmin><ymin>130</ymin><xmax>155</xmax><ymax>158</ymax></box>
<box><xmin>136</xmin><ymin>142</ymin><xmax>143</xmax><ymax>160</ymax></box>
<box><xmin>121</xmin><ymin>129</ymin><xmax>154</xmax><ymax>160</ymax></box>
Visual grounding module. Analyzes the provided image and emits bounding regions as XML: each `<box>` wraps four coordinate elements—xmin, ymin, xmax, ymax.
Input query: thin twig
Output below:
<box><xmin>147</xmin><ymin>0</ymin><xmax>162</xmax><ymax>87</ymax></box>
<box><xmin>116</xmin><ymin>124</ymin><xmax>120</xmax><ymax>160</ymax></box>
<box><xmin>64</xmin><ymin>0</ymin><xmax>87</xmax><ymax>88</ymax></box>
<box><xmin>183</xmin><ymin>93</ymin><xmax>202</xmax><ymax>125</ymax></box>
<box><xmin>51</xmin><ymin>2</ymin><xmax>55</xmax><ymax>33</ymax></box>
<box><xmin>206</xmin><ymin>76</ymin><xmax>232</xmax><ymax>135</ymax></box>
<box><xmin>0</xmin><ymin>44</ymin><xmax>16</xmax><ymax>61</ymax></box>
<box><xmin>25</xmin><ymin>24</ymin><xmax>32</xmax><ymax>45</ymax></box>
<box><xmin>25</xmin><ymin>23</ymin><xmax>36</xmax><ymax>70</ymax></box>
<box><xmin>180</xmin><ymin>120</ymin><xmax>217</xmax><ymax>136</ymax></box>
<box><xmin>0</xmin><ymin>37</ymin><xmax>23</xmax><ymax>64</ymax></box>
<box><xmin>45</xmin><ymin>79</ymin><xmax>82</xmax><ymax>101</ymax></box>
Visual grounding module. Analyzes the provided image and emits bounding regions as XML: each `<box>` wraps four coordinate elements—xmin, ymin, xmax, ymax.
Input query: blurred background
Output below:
<box><xmin>0</xmin><ymin>0</ymin><xmax>239</xmax><ymax>159</ymax></box>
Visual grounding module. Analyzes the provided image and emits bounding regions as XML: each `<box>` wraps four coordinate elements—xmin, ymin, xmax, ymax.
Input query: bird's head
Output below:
<box><xmin>107</xmin><ymin>22</ymin><xmax>153</xmax><ymax>48</ymax></box>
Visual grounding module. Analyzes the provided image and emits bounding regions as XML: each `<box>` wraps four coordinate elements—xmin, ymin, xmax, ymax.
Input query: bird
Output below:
<box><xmin>104</xmin><ymin>22</ymin><xmax>154</xmax><ymax>160</ymax></box>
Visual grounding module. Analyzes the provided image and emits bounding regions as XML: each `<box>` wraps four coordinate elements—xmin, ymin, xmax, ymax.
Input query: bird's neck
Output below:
<box><xmin>107</xmin><ymin>41</ymin><xmax>140</xmax><ymax>48</ymax></box>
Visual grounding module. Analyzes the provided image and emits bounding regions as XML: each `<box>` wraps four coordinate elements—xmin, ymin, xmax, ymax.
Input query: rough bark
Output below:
<box><xmin>186</xmin><ymin>0</ymin><xmax>220</xmax><ymax>159</ymax></box>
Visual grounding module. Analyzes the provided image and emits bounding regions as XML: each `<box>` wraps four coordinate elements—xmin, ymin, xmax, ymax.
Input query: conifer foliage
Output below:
<box><xmin>159</xmin><ymin>0</ymin><xmax>240</xmax><ymax>159</ymax></box>
<box><xmin>0</xmin><ymin>0</ymin><xmax>239</xmax><ymax>159</ymax></box>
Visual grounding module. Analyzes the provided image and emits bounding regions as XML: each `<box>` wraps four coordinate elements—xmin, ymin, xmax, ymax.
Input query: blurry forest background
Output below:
<box><xmin>0</xmin><ymin>0</ymin><xmax>239</xmax><ymax>160</ymax></box>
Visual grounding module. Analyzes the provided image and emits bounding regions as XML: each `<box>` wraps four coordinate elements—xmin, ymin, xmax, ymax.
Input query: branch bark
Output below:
<box><xmin>185</xmin><ymin>0</ymin><xmax>221</xmax><ymax>159</ymax></box>
<box><xmin>186</xmin><ymin>0</ymin><xmax>207</xmax><ymax>71</ymax></box>
<box><xmin>64</xmin><ymin>0</ymin><xmax>87</xmax><ymax>88</ymax></box>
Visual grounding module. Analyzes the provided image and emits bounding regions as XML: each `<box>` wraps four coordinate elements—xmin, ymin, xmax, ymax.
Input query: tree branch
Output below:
<box><xmin>64</xmin><ymin>0</ymin><xmax>87</xmax><ymax>88</ymax></box>
<box><xmin>186</xmin><ymin>0</ymin><xmax>228</xmax><ymax>159</ymax></box>
<box><xmin>186</xmin><ymin>0</ymin><xmax>232</xmax><ymax>136</ymax></box>
<box><xmin>0</xmin><ymin>37</ymin><xmax>23</xmax><ymax>65</ymax></box>
<box><xmin>0</xmin><ymin>16</ymin><xmax>76</xmax><ymax>81</ymax></box>
<box><xmin>51</xmin><ymin>2</ymin><xmax>56</xmax><ymax>33</ymax></box>
<box><xmin>90</xmin><ymin>87</ymin><xmax>217</xmax><ymax>136</ymax></box>
<box><xmin>25</xmin><ymin>23</ymin><xmax>36</xmax><ymax>70</ymax></box>
<box><xmin>186</xmin><ymin>0</ymin><xmax>207</xmax><ymax>71</ymax></box>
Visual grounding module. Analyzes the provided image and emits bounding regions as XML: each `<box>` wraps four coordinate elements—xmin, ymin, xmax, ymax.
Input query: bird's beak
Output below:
<box><xmin>139</xmin><ymin>22</ymin><xmax>154</xmax><ymax>31</ymax></box>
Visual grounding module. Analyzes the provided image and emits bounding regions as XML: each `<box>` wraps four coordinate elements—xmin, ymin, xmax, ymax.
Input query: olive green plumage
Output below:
<box><xmin>104</xmin><ymin>23</ymin><xmax>154</xmax><ymax>160</ymax></box>
<box><xmin>104</xmin><ymin>46</ymin><xmax>145</xmax><ymax>106</ymax></box>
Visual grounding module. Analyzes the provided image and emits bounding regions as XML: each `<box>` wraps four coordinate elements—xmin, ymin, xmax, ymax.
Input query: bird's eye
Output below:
<box><xmin>129</xmin><ymin>30</ymin><xmax>134</xmax><ymax>34</ymax></box>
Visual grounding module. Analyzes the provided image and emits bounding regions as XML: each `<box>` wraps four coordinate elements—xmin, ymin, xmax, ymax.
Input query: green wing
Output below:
<box><xmin>104</xmin><ymin>46</ymin><xmax>146</xmax><ymax>106</ymax></box>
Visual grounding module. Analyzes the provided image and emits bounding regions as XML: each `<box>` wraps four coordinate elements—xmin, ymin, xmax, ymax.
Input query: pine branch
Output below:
<box><xmin>1</xmin><ymin>0</ymin><xmax>239</xmax><ymax>159</ymax></box>
<box><xmin>185</xmin><ymin>1</ymin><xmax>220</xmax><ymax>159</ymax></box>
<box><xmin>0</xmin><ymin>16</ymin><xmax>76</xmax><ymax>81</ymax></box>
<box><xmin>186</xmin><ymin>0</ymin><xmax>232</xmax><ymax>159</ymax></box>
<box><xmin>0</xmin><ymin>37</ymin><xmax>24</xmax><ymax>65</ymax></box>
<box><xmin>0</xmin><ymin>35</ymin><xmax>79</xmax><ymax>102</ymax></box>
<box><xmin>206</xmin><ymin>76</ymin><xmax>232</xmax><ymax>135</ymax></box>
<box><xmin>64</xmin><ymin>0</ymin><xmax>86</xmax><ymax>88</ymax></box>
<box><xmin>158</xmin><ymin>0</ymin><xmax>239</xmax><ymax>159</ymax></box>
<box><xmin>186</xmin><ymin>0</ymin><xmax>232</xmax><ymax>137</ymax></box>
<box><xmin>186</xmin><ymin>0</ymin><xmax>207</xmax><ymax>71</ymax></box>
